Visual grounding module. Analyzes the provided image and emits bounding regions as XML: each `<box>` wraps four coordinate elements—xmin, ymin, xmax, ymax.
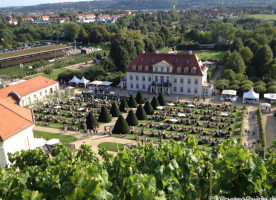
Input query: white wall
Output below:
<box><xmin>0</xmin><ymin>125</ymin><xmax>35</xmax><ymax>167</ymax></box>
<box><xmin>20</xmin><ymin>83</ymin><xmax>59</xmax><ymax>106</ymax></box>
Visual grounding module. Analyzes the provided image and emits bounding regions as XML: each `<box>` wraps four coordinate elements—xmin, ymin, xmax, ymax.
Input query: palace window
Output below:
<box><xmin>175</xmin><ymin>59</ymin><xmax>179</xmax><ymax>64</ymax></box>
<box><xmin>188</xmin><ymin>88</ymin><xmax>191</xmax><ymax>93</ymax></box>
<box><xmin>194</xmin><ymin>88</ymin><xmax>198</xmax><ymax>94</ymax></box>
<box><xmin>142</xmin><ymin>76</ymin><xmax>145</xmax><ymax>81</ymax></box>
<box><xmin>174</xmin><ymin>78</ymin><xmax>177</xmax><ymax>83</ymax></box>
<box><xmin>180</xmin><ymin>87</ymin><xmax>183</xmax><ymax>92</ymax></box>
<box><xmin>191</xmin><ymin>67</ymin><xmax>196</xmax><ymax>74</ymax></box>
<box><xmin>148</xmin><ymin>77</ymin><xmax>151</xmax><ymax>82</ymax></box>
<box><xmin>130</xmin><ymin>75</ymin><xmax>133</xmax><ymax>80</ymax></box>
<box><xmin>186</xmin><ymin>60</ymin><xmax>190</xmax><ymax>65</ymax></box>
<box><xmin>174</xmin><ymin>87</ymin><xmax>177</xmax><ymax>92</ymax></box>
<box><xmin>145</xmin><ymin>66</ymin><xmax>149</xmax><ymax>71</ymax></box>
<box><xmin>132</xmin><ymin>65</ymin><xmax>136</xmax><ymax>71</ymax></box>
<box><xmin>141</xmin><ymin>58</ymin><xmax>144</xmax><ymax>63</ymax></box>
<box><xmin>138</xmin><ymin>66</ymin><xmax>142</xmax><ymax>71</ymax></box>
<box><xmin>180</xmin><ymin>78</ymin><xmax>183</xmax><ymax>83</ymax></box>
<box><xmin>130</xmin><ymin>84</ymin><xmax>133</xmax><ymax>88</ymax></box>
<box><xmin>188</xmin><ymin>79</ymin><xmax>191</xmax><ymax>84</ymax></box>
<box><xmin>151</xmin><ymin>58</ymin><xmax>155</xmax><ymax>63</ymax></box>
<box><xmin>142</xmin><ymin>84</ymin><xmax>145</xmax><ymax>89</ymax></box>
<box><xmin>177</xmin><ymin>67</ymin><xmax>181</xmax><ymax>73</ymax></box>
<box><xmin>155</xmin><ymin>76</ymin><xmax>158</xmax><ymax>82</ymax></box>
<box><xmin>184</xmin><ymin>67</ymin><xmax>189</xmax><ymax>73</ymax></box>
<box><xmin>195</xmin><ymin>79</ymin><xmax>198</xmax><ymax>84</ymax></box>
<box><xmin>136</xmin><ymin>76</ymin><xmax>139</xmax><ymax>81</ymax></box>
<box><xmin>136</xmin><ymin>84</ymin><xmax>139</xmax><ymax>89</ymax></box>
<box><xmin>167</xmin><ymin>67</ymin><xmax>170</xmax><ymax>72</ymax></box>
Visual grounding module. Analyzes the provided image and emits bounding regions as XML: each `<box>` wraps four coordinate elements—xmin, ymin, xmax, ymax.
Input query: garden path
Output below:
<box><xmin>242</xmin><ymin>106</ymin><xmax>259</xmax><ymax>149</ymax></box>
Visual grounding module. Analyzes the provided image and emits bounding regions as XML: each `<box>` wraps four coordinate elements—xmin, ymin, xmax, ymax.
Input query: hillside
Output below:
<box><xmin>0</xmin><ymin>0</ymin><xmax>276</xmax><ymax>13</ymax></box>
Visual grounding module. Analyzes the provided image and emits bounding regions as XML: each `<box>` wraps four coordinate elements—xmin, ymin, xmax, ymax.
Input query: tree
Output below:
<box><xmin>230</xmin><ymin>38</ymin><xmax>244</xmax><ymax>52</ymax></box>
<box><xmin>98</xmin><ymin>106</ymin><xmax>112</xmax><ymax>123</ymax></box>
<box><xmin>135</xmin><ymin>91</ymin><xmax>144</xmax><ymax>104</ymax></box>
<box><xmin>135</xmin><ymin>105</ymin><xmax>147</xmax><ymax>120</ymax></box>
<box><xmin>225</xmin><ymin>51</ymin><xmax>246</xmax><ymax>74</ymax></box>
<box><xmin>113</xmin><ymin>115</ymin><xmax>130</xmax><ymax>134</ymax></box>
<box><xmin>126</xmin><ymin>109</ymin><xmax>139</xmax><ymax>126</ymax></box>
<box><xmin>240</xmin><ymin>84</ymin><xmax>253</xmax><ymax>93</ymax></box>
<box><xmin>144</xmin><ymin>101</ymin><xmax>154</xmax><ymax>115</ymax></box>
<box><xmin>151</xmin><ymin>96</ymin><xmax>160</xmax><ymax>110</ymax></box>
<box><xmin>119</xmin><ymin>99</ymin><xmax>129</xmax><ymax>112</ymax></box>
<box><xmin>253</xmin><ymin>45</ymin><xmax>273</xmax><ymax>76</ymax></box>
<box><xmin>110</xmin><ymin>102</ymin><xmax>121</xmax><ymax>117</ymax></box>
<box><xmin>64</xmin><ymin>23</ymin><xmax>80</xmax><ymax>41</ymax></box>
<box><xmin>86</xmin><ymin>112</ymin><xmax>99</xmax><ymax>130</ymax></box>
<box><xmin>220</xmin><ymin>69</ymin><xmax>236</xmax><ymax>82</ymax></box>
<box><xmin>254</xmin><ymin>85</ymin><xmax>266</xmax><ymax>94</ymax></box>
<box><xmin>240</xmin><ymin>47</ymin><xmax>253</xmax><ymax>65</ymax></box>
<box><xmin>128</xmin><ymin>95</ymin><xmax>137</xmax><ymax>108</ymax></box>
<box><xmin>43</xmin><ymin>66</ymin><xmax>53</xmax><ymax>75</ymax></box>
<box><xmin>157</xmin><ymin>93</ymin><xmax>166</xmax><ymax>106</ymax></box>
<box><xmin>247</xmin><ymin>39</ymin><xmax>260</xmax><ymax>54</ymax></box>
<box><xmin>216</xmin><ymin>79</ymin><xmax>230</xmax><ymax>92</ymax></box>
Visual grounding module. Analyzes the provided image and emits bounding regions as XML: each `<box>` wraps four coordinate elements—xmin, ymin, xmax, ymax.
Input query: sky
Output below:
<box><xmin>1</xmin><ymin>0</ymin><xmax>92</xmax><ymax>8</ymax></box>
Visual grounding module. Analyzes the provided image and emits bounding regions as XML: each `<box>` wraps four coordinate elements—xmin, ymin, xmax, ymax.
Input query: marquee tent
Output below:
<box><xmin>243</xmin><ymin>88</ymin><xmax>259</xmax><ymax>104</ymax></box>
<box><xmin>222</xmin><ymin>90</ymin><xmax>237</xmax><ymax>96</ymax></box>
<box><xmin>78</xmin><ymin>76</ymin><xmax>90</xmax><ymax>88</ymax></box>
<box><xmin>69</xmin><ymin>76</ymin><xmax>81</xmax><ymax>86</ymax></box>
<box><xmin>264</xmin><ymin>93</ymin><xmax>276</xmax><ymax>103</ymax></box>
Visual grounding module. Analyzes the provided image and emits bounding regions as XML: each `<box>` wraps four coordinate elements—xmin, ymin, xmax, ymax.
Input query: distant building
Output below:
<box><xmin>76</xmin><ymin>14</ymin><xmax>96</xmax><ymax>23</ymax></box>
<box><xmin>0</xmin><ymin>99</ymin><xmax>35</xmax><ymax>167</ymax></box>
<box><xmin>122</xmin><ymin>51</ymin><xmax>213</xmax><ymax>96</ymax></box>
<box><xmin>0</xmin><ymin>76</ymin><xmax>59</xmax><ymax>106</ymax></box>
<box><xmin>7</xmin><ymin>18</ymin><xmax>18</xmax><ymax>25</ymax></box>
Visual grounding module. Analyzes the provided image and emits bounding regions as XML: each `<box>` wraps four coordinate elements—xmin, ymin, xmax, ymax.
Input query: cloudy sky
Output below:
<box><xmin>1</xmin><ymin>0</ymin><xmax>92</xmax><ymax>7</ymax></box>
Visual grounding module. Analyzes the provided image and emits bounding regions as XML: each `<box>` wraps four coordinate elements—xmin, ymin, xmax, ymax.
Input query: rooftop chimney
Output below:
<box><xmin>156</xmin><ymin>50</ymin><xmax>159</xmax><ymax>54</ymax></box>
<box><xmin>142</xmin><ymin>50</ymin><xmax>145</xmax><ymax>54</ymax></box>
<box><xmin>189</xmin><ymin>50</ymin><xmax>192</xmax><ymax>55</ymax></box>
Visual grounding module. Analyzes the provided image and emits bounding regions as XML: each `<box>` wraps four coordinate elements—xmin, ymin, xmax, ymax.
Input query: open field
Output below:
<box><xmin>0</xmin><ymin>45</ymin><xmax>68</xmax><ymax>59</ymax></box>
<box><xmin>160</xmin><ymin>47</ymin><xmax>225</xmax><ymax>60</ymax></box>
<box><xmin>98</xmin><ymin>142</ymin><xmax>124</xmax><ymax>152</ymax></box>
<box><xmin>33</xmin><ymin>130</ymin><xmax>77</xmax><ymax>143</ymax></box>
<box><xmin>249</xmin><ymin>14</ymin><xmax>276</xmax><ymax>20</ymax></box>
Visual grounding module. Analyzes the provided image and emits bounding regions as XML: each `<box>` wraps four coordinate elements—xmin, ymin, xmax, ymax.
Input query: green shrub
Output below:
<box><xmin>113</xmin><ymin>115</ymin><xmax>130</xmax><ymax>134</ymax></box>
<box><xmin>151</xmin><ymin>96</ymin><xmax>160</xmax><ymax>110</ymax></box>
<box><xmin>157</xmin><ymin>93</ymin><xmax>166</xmax><ymax>106</ymax></box>
<box><xmin>135</xmin><ymin>105</ymin><xmax>147</xmax><ymax>120</ymax></box>
<box><xmin>135</xmin><ymin>91</ymin><xmax>145</xmax><ymax>104</ymax></box>
<box><xmin>86</xmin><ymin>112</ymin><xmax>99</xmax><ymax>130</ymax></box>
<box><xmin>110</xmin><ymin>102</ymin><xmax>121</xmax><ymax>117</ymax></box>
<box><xmin>257</xmin><ymin>106</ymin><xmax>266</xmax><ymax>148</ymax></box>
<box><xmin>98</xmin><ymin>106</ymin><xmax>112</xmax><ymax>123</ymax></box>
<box><xmin>144</xmin><ymin>101</ymin><xmax>154</xmax><ymax>115</ymax></box>
<box><xmin>119</xmin><ymin>99</ymin><xmax>129</xmax><ymax>112</ymax></box>
<box><xmin>128</xmin><ymin>95</ymin><xmax>137</xmax><ymax>108</ymax></box>
<box><xmin>126</xmin><ymin>109</ymin><xmax>139</xmax><ymax>126</ymax></box>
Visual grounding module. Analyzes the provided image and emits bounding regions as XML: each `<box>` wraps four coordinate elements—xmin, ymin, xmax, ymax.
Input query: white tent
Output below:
<box><xmin>89</xmin><ymin>80</ymin><xmax>112</xmax><ymax>87</ymax></box>
<box><xmin>264</xmin><ymin>93</ymin><xmax>276</xmax><ymax>100</ymax></box>
<box><xmin>34</xmin><ymin>138</ymin><xmax>46</xmax><ymax>148</ymax></box>
<box><xmin>260</xmin><ymin>103</ymin><xmax>271</xmax><ymax>108</ymax></box>
<box><xmin>45</xmin><ymin>139</ymin><xmax>60</xmax><ymax>145</ymax></box>
<box><xmin>243</xmin><ymin>88</ymin><xmax>259</xmax><ymax>104</ymax></box>
<box><xmin>69</xmin><ymin>76</ymin><xmax>81</xmax><ymax>85</ymax></box>
<box><xmin>78</xmin><ymin>76</ymin><xmax>90</xmax><ymax>87</ymax></box>
<box><xmin>222</xmin><ymin>90</ymin><xmax>237</xmax><ymax>96</ymax></box>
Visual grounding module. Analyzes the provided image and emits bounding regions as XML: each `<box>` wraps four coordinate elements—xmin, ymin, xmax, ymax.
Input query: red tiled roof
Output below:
<box><xmin>0</xmin><ymin>99</ymin><xmax>34</xmax><ymax>142</ymax></box>
<box><xmin>0</xmin><ymin>76</ymin><xmax>58</xmax><ymax>102</ymax></box>
<box><xmin>127</xmin><ymin>53</ymin><xmax>205</xmax><ymax>76</ymax></box>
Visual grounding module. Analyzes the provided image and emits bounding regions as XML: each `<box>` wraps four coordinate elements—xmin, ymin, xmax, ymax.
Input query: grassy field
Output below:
<box><xmin>33</xmin><ymin>130</ymin><xmax>77</xmax><ymax>143</ymax></box>
<box><xmin>160</xmin><ymin>47</ymin><xmax>225</xmax><ymax>60</ymax></box>
<box><xmin>98</xmin><ymin>142</ymin><xmax>124</xmax><ymax>152</ymax></box>
<box><xmin>0</xmin><ymin>45</ymin><xmax>68</xmax><ymax>59</ymax></box>
<box><xmin>249</xmin><ymin>14</ymin><xmax>276</xmax><ymax>20</ymax></box>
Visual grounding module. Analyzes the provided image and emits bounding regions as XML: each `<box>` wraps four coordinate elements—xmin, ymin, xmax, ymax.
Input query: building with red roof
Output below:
<box><xmin>0</xmin><ymin>76</ymin><xmax>59</xmax><ymax>106</ymax></box>
<box><xmin>121</xmin><ymin>51</ymin><xmax>213</xmax><ymax>96</ymax></box>
<box><xmin>76</xmin><ymin>13</ymin><xmax>96</xmax><ymax>23</ymax></box>
<box><xmin>0</xmin><ymin>98</ymin><xmax>35</xmax><ymax>166</ymax></box>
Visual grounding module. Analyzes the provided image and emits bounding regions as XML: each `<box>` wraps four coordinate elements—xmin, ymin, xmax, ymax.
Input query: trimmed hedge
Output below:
<box><xmin>119</xmin><ymin>99</ymin><xmax>129</xmax><ymax>112</ymax></box>
<box><xmin>126</xmin><ymin>109</ymin><xmax>139</xmax><ymax>126</ymax></box>
<box><xmin>151</xmin><ymin>96</ymin><xmax>160</xmax><ymax>110</ymax></box>
<box><xmin>135</xmin><ymin>105</ymin><xmax>147</xmax><ymax>120</ymax></box>
<box><xmin>128</xmin><ymin>95</ymin><xmax>137</xmax><ymax>108</ymax></box>
<box><xmin>257</xmin><ymin>106</ymin><xmax>266</xmax><ymax>148</ymax></box>
<box><xmin>86</xmin><ymin>112</ymin><xmax>99</xmax><ymax>130</ymax></box>
<box><xmin>98</xmin><ymin>106</ymin><xmax>112</xmax><ymax>123</ymax></box>
<box><xmin>135</xmin><ymin>91</ymin><xmax>145</xmax><ymax>104</ymax></box>
<box><xmin>113</xmin><ymin>115</ymin><xmax>130</xmax><ymax>134</ymax></box>
<box><xmin>110</xmin><ymin>102</ymin><xmax>121</xmax><ymax>117</ymax></box>
<box><xmin>144</xmin><ymin>101</ymin><xmax>154</xmax><ymax>115</ymax></box>
<box><xmin>157</xmin><ymin>93</ymin><xmax>166</xmax><ymax>106</ymax></box>
<box><xmin>239</xmin><ymin>110</ymin><xmax>245</xmax><ymax>144</ymax></box>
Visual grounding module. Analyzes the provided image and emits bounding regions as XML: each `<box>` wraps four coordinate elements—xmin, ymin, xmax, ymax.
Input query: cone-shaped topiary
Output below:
<box><xmin>128</xmin><ymin>95</ymin><xmax>137</xmax><ymax>108</ymax></box>
<box><xmin>144</xmin><ymin>100</ymin><xmax>154</xmax><ymax>115</ymax></box>
<box><xmin>157</xmin><ymin>93</ymin><xmax>166</xmax><ymax>106</ymax></box>
<box><xmin>113</xmin><ymin>115</ymin><xmax>130</xmax><ymax>134</ymax></box>
<box><xmin>86</xmin><ymin>111</ymin><xmax>99</xmax><ymax>130</ymax></box>
<box><xmin>135</xmin><ymin>90</ymin><xmax>145</xmax><ymax>104</ymax></box>
<box><xmin>98</xmin><ymin>106</ymin><xmax>112</xmax><ymax>123</ymax></box>
<box><xmin>151</xmin><ymin>96</ymin><xmax>160</xmax><ymax>110</ymax></box>
<box><xmin>119</xmin><ymin>98</ymin><xmax>129</xmax><ymax>112</ymax></box>
<box><xmin>110</xmin><ymin>102</ymin><xmax>121</xmax><ymax>117</ymax></box>
<box><xmin>126</xmin><ymin>109</ymin><xmax>139</xmax><ymax>126</ymax></box>
<box><xmin>135</xmin><ymin>104</ymin><xmax>147</xmax><ymax>120</ymax></box>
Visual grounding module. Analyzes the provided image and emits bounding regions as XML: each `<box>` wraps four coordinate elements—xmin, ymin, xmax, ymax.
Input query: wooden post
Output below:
<box><xmin>209</xmin><ymin>164</ymin><xmax>213</xmax><ymax>198</ymax></box>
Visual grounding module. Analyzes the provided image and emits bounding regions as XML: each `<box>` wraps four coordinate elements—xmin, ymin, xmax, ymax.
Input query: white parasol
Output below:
<box><xmin>45</xmin><ymin>139</ymin><xmax>60</xmax><ymax>145</ymax></box>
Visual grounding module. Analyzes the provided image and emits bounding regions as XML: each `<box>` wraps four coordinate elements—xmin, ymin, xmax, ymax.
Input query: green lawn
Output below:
<box><xmin>33</xmin><ymin>130</ymin><xmax>77</xmax><ymax>143</ymax></box>
<box><xmin>249</xmin><ymin>14</ymin><xmax>276</xmax><ymax>21</ymax></box>
<box><xmin>98</xmin><ymin>142</ymin><xmax>124</xmax><ymax>152</ymax></box>
<box><xmin>160</xmin><ymin>47</ymin><xmax>225</xmax><ymax>60</ymax></box>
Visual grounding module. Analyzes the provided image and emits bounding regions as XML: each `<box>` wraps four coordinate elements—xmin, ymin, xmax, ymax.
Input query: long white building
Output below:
<box><xmin>122</xmin><ymin>51</ymin><xmax>213</xmax><ymax>96</ymax></box>
<box><xmin>0</xmin><ymin>76</ymin><xmax>59</xmax><ymax>106</ymax></box>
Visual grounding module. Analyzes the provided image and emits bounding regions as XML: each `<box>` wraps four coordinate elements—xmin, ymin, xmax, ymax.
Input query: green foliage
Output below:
<box><xmin>135</xmin><ymin>91</ymin><xmax>145</xmax><ymax>104</ymax></box>
<box><xmin>231</xmin><ymin>38</ymin><xmax>244</xmax><ymax>52</ymax></box>
<box><xmin>240</xmin><ymin>47</ymin><xmax>253</xmax><ymax>65</ymax></box>
<box><xmin>64</xmin><ymin>22</ymin><xmax>80</xmax><ymax>41</ymax></box>
<box><xmin>151</xmin><ymin>96</ymin><xmax>160</xmax><ymax>110</ymax></box>
<box><xmin>157</xmin><ymin>93</ymin><xmax>166</xmax><ymax>106</ymax></box>
<box><xmin>135</xmin><ymin>105</ymin><xmax>147</xmax><ymax>120</ymax></box>
<box><xmin>110</xmin><ymin>102</ymin><xmax>121</xmax><ymax>117</ymax></box>
<box><xmin>253</xmin><ymin>45</ymin><xmax>273</xmax><ymax>76</ymax></box>
<box><xmin>113</xmin><ymin>115</ymin><xmax>130</xmax><ymax>134</ymax></box>
<box><xmin>128</xmin><ymin>95</ymin><xmax>137</xmax><ymax>108</ymax></box>
<box><xmin>216</xmin><ymin>79</ymin><xmax>230</xmax><ymax>92</ymax></box>
<box><xmin>257</xmin><ymin>106</ymin><xmax>266</xmax><ymax>148</ymax></box>
<box><xmin>144</xmin><ymin>101</ymin><xmax>154</xmax><ymax>115</ymax></box>
<box><xmin>126</xmin><ymin>109</ymin><xmax>139</xmax><ymax>126</ymax></box>
<box><xmin>98</xmin><ymin>106</ymin><xmax>112</xmax><ymax>123</ymax></box>
<box><xmin>225</xmin><ymin>51</ymin><xmax>246</xmax><ymax>74</ymax></box>
<box><xmin>42</xmin><ymin>66</ymin><xmax>53</xmax><ymax>75</ymax></box>
<box><xmin>119</xmin><ymin>99</ymin><xmax>129</xmax><ymax>112</ymax></box>
<box><xmin>86</xmin><ymin>111</ymin><xmax>99</xmax><ymax>129</ymax></box>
